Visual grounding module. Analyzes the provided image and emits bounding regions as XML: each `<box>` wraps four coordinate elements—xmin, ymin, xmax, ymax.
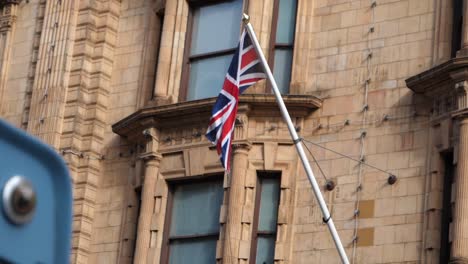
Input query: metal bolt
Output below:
<box><xmin>2</xmin><ymin>176</ymin><xmax>37</xmax><ymax>225</ymax></box>
<box><xmin>325</xmin><ymin>180</ymin><xmax>336</xmax><ymax>191</ymax></box>
<box><xmin>387</xmin><ymin>174</ymin><xmax>397</xmax><ymax>185</ymax></box>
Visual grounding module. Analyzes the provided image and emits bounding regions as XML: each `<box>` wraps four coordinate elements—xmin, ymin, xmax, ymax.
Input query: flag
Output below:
<box><xmin>206</xmin><ymin>29</ymin><xmax>266</xmax><ymax>170</ymax></box>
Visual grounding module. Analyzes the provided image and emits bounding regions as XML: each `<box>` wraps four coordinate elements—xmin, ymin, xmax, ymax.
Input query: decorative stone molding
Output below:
<box><xmin>453</xmin><ymin>81</ymin><xmax>468</xmax><ymax>119</ymax></box>
<box><xmin>406</xmin><ymin>57</ymin><xmax>468</xmax><ymax>119</ymax></box>
<box><xmin>24</xmin><ymin>1</ymin><xmax>125</xmax><ymax>263</ymax></box>
<box><xmin>0</xmin><ymin>0</ymin><xmax>20</xmax><ymax>108</ymax></box>
<box><xmin>134</xmin><ymin>128</ymin><xmax>162</xmax><ymax>264</ymax></box>
<box><xmin>0</xmin><ymin>2</ymin><xmax>18</xmax><ymax>32</ymax></box>
<box><xmin>451</xmin><ymin>118</ymin><xmax>468</xmax><ymax>262</ymax></box>
<box><xmin>0</xmin><ymin>0</ymin><xmax>21</xmax><ymax>8</ymax></box>
<box><xmin>113</xmin><ymin>94</ymin><xmax>320</xmax><ymax>263</ymax></box>
<box><xmin>113</xmin><ymin>94</ymin><xmax>321</xmax><ymax>142</ymax></box>
<box><xmin>406</xmin><ymin>55</ymin><xmax>468</xmax><ymax>263</ymax></box>
<box><xmin>450</xmin><ymin>256</ymin><xmax>468</xmax><ymax>264</ymax></box>
<box><xmin>456</xmin><ymin>81</ymin><xmax>468</xmax><ymax>110</ymax></box>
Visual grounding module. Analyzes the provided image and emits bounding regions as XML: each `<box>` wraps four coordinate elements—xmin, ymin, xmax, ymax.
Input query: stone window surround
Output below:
<box><xmin>152</xmin><ymin>0</ymin><xmax>312</xmax><ymax>106</ymax></box>
<box><xmin>178</xmin><ymin>0</ymin><xmax>247</xmax><ymax>101</ymax></box>
<box><xmin>112</xmin><ymin>93</ymin><xmax>321</xmax><ymax>263</ymax></box>
<box><xmin>406</xmin><ymin>56</ymin><xmax>468</xmax><ymax>263</ymax></box>
<box><xmin>160</xmin><ymin>176</ymin><xmax>224</xmax><ymax>263</ymax></box>
<box><xmin>265</xmin><ymin>0</ymin><xmax>297</xmax><ymax>94</ymax></box>
<box><xmin>432</xmin><ymin>0</ymin><xmax>463</xmax><ymax>65</ymax></box>
<box><xmin>0</xmin><ymin>0</ymin><xmax>21</xmax><ymax>110</ymax></box>
<box><xmin>249</xmin><ymin>172</ymin><xmax>281</xmax><ymax>263</ymax></box>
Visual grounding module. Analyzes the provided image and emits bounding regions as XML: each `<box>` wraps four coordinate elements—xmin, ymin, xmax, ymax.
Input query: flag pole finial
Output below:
<box><xmin>242</xmin><ymin>13</ymin><xmax>250</xmax><ymax>24</ymax></box>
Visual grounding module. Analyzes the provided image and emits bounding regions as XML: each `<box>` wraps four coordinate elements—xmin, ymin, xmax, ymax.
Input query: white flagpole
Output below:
<box><xmin>242</xmin><ymin>14</ymin><xmax>350</xmax><ymax>264</ymax></box>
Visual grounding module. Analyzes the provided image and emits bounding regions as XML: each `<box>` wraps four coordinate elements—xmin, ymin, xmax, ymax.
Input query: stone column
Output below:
<box><xmin>460</xmin><ymin>0</ymin><xmax>468</xmax><ymax>56</ymax></box>
<box><xmin>0</xmin><ymin>1</ymin><xmax>21</xmax><ymax>109</ymax></box>
<box><xmin>134</xmin><ymin>129</ymin><xmax>162</xmax><ymax>264</ymax></box>
<box><xmin>222</xmin><ymin>142</ymin><xmax>251</xmax><ymax>263</ymax></box>
<box><xmin>451</xmin><ymin>117</ymin><xmax>468</xmax><ymax>264</ymax></box>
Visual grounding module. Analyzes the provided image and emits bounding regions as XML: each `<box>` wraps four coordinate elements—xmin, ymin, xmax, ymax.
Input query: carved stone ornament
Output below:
<box><xmin>406</xmin><ymin>57</ymin><xmax>468</xmax><ymax>119</ymax></box>
<box><xmin>112</xmin><ymin>94</ymin><xmax>321</xmax><ymax>144</ymax></box>
<box><xmin>450</xmin><ymin>256</ymin><xmax>468</xmax><ymax>264</ymax></box>
<box><xmin>456</xmin><ymin>81</ymin><xmax>468</xmax><ymax>112</ymax></box>
<box><xmin>0</xmin><ymin>0</ymin><xmax>21</xmax><ymax>32</ymax></box>
<box><xmin>0</xmin><ymin>0</ymin><xmax>21</xmax><ymax>9</ymax></box>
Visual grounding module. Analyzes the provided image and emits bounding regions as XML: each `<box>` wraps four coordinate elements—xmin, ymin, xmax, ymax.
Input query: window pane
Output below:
<box><xmin>169</xmin><ymin>238</ymin><xmax>217</xmax><ymax>264</ymax></box>
<box><xmin>272</xmin><ymin>49</ymin><xmax>293</xmax><ymax>95</ymax></box>
<box><xmin>188</xmin><ymin>55</ymin><xmax>232</xmax><ymax>100</ymax></box>
<box><xmin>276</xmin><ymin>0</ymin><xmax>297</xmax><ymax>44</ymax></box>
<box><xmin>170</xmin><ymin>181</ymin><xmax>223</xmax><ymax>236</ymax></box>
<box><xmin>255</xmin><ymin>236</ymin><xmax>276</xmax><ymax>264</ymax></box>
<box><xmin>191</xmin><ymin>0</ymin><xmax>243</xmax><ymax>55</ymax></box>
<box><xmin>258</xmin><ymin>178</ymin><xmax>280</xmax><ymax>232</ymax></box>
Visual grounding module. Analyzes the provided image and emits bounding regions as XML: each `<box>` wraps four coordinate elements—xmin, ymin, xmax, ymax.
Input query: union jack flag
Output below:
<box><xmin>206</xmin><ymin>29</ymin><xmax>266</xmax><ymax>170</ymax></box>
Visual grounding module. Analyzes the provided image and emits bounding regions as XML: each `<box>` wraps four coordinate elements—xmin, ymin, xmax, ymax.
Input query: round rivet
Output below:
<box><xmin>387</xmin><ymin>174</ymin><xmax>397</xmax><ymax>185</ymax></box>
<box><xmin>325</xmin><ymin>180</ymin><xmax>336</xmax><ymax>191</ymax></box>
<box><xmin>2</xmin><ymin>176</ymin><xmax>36</xmax><ymax>225</ymax></box>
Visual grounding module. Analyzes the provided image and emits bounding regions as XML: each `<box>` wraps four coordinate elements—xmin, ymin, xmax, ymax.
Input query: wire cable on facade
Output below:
<box><xmin>351</xmin><ymin>1</ymin><xmax>376</xmax><ymax>261</ymax></box>
<box><xmin>302</xmin><ymin>141</ymin><xmax>329</xmax><ymax>182</ymax></box>
<box><xmin>40</xmin><ymin>0</ymin><xmax>62</xmax><ymax>123</ymax></box>
<box><xmin>301</xmin><ymin>138</ymin><xmax>394</xmax><ymax>176</ymax></box>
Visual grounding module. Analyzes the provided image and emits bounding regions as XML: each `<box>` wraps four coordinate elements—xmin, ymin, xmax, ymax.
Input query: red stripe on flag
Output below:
<box><xmin>208</xmin><ymin>102</ymin><xmax>231</xmax><ymax>127</ymax></box>
<box><xmin>240</xmin><ymin>78</ymin><xmax>264</xmax><ymax>86</ymax></box>
<box><xmin>241</xmin><ymin>48</ymin><xmax>257</xmax><ymax>69</ymax></box>
<box><xmin>222</xmin><ymin>78</ymin><xmax>239</xmax><ymax>97</ymax></box>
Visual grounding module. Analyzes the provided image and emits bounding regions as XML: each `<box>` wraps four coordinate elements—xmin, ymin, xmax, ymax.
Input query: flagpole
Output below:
<box><xmin>242</xmin><ymin>14</ymin><xmax>350</xmax><ymax>264</ymax></box>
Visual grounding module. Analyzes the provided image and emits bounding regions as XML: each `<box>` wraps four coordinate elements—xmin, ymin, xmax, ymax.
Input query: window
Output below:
<box><xmin>451</xmin><ymin>0</ymin><xmax>463</xmax><ymax>58</ymax></box>
<box><xmin>250</xmin><ymin>173</ymin><xmax>281</xmax><ymax>264</ymax></box>
<box><xmin>150</xmin><ymin>9</ymin><xmax>165</xmax><ymax>101</ymax></box>
<box><xmin>440</xmin><ymin>152</ymin><xmax>454</xmax><ymax>263</ymax></box>
<box><xmin>268</xmin><ymin>0</ymin><xmax>297</xmax><ymax>94</ymax></box>
<box><xmin>162</xmin><ymin>179</ymin><xmax>224</xmax><ymax>264</ymax></box>
<box><xmin>181</xmin><ymin>0</ymin><xmax>243</xmax><ymax>101</ymax></box>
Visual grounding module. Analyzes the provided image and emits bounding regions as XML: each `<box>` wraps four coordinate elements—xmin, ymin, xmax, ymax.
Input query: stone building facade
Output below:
<box><xmin>1</xmin><ymin>0</ymin><xmax>468</xmax><ymax>263</ymax></box>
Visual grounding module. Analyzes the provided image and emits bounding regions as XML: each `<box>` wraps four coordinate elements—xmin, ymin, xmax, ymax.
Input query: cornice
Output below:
<box><xmin>0</xmin><ymin>0</ymin><xmax>21</xmax><ymax>32</ymax></box>
<box><xmin>405</xmin><ymin>57</ymin><xmax>468</xmax><ymax>94</ymax></box>
<box><xmin>405</xmin><ymin>57</ymin><xmax>468</xmax><ymax>119</ymax></box>
<box><xmin>0</xmin><ymin>0</ymin><xmax>21</xmax><ymax>9</ymax></box>
<box><xmin>112</xmin><ymin>94</ymin><xmax>322</xmax><ymax>140</ymax></box>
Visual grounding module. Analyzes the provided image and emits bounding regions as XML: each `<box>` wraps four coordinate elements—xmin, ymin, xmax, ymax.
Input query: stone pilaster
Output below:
<box><xmin>0</xmin><ymin>0</ymin><xmax>20</xmax><ymax>111</ymax></box>
<box><xmin>134</xmin><ymin>128</ymin><xmax>162</xmax><ymax>264</ymax></box>
<box><xmin>451</xmin><ymin>117</ymin><xmax>468</xmax><ymax>264</ymax></box>
<box><xmin>56</xmin><ymin>1</ymin><xmax>123</xmax><ymax>263</ymax></box>
<box><xmin>222</xmin><ymin>142</ymin><xmax>251</xmax><ymax>263</ymax></box>
<box><xmin>25</xmin><ymin>0</ymin><xmax>80</xmax><ymax>148</ymax></box>
<box><xmin>459</xmin><ymin>0</ymin><xmax>468</xmax><ymax>56</ymax></box>
<box><xmin>153</xmin><ymin>0</ymin><xmax>188</xmax><ymax>103</ymax></box>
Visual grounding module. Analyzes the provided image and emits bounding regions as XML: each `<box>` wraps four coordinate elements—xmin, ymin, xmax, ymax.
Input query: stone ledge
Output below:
<box><xmin>112</xmin><ymin>94</ymin><xmax>322</xmax><ymax>141</ymax></box>
<box><xmin>406</xmin><ymin>57</ymin><xmax>468</xmax><ymax>94</ymax></box>
<box><xmin>0</xmin><ymin>0</ymin><xmax>20</xmax><ymax>7</ymax></box>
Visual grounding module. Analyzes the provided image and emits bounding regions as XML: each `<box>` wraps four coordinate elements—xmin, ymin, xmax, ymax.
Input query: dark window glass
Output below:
<box><xmin>451</xmin><ymin>0</ymin><xmax>463</xmax><ymax>58</ymax></box>
<box><xmin>440</xmin><ymin>152</ymin><xmax>454</xmax><ymax>263</ymax></box>
<box><xmin>186</xmin><ymin>0</ymin><xmax>243</xmax><ymax>100</ymax></box>
<box><xmin>251</xmin><ymin>175</ymin><xmax>281</xmax><ymax>264</ymax></box>
<box><xmin>270</xmin><ymin>0</ymin><xmax>297</xmax><ymax>94</ymax></box>
<box><xmin>166</xmin><ymin>180</ymin><xmax>223</xmax><ymax>264</ymax></box>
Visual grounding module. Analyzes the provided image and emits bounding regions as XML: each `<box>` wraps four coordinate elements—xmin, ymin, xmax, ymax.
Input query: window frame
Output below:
<box><xmin>451</xmin><ymin>0</ymin><xmax>463</xmax><ymax>58</ymax></box>
<box><xmin>439</xmin><ymin>151</ymin><xmax>454</xmax><ymax>263</ymax></box>
<box><xmin>266</xmin><ymin>0</ymin><xmax>298</xmax><ymax>94</ymax></box>
<box><xmin>179</xmin><ymin>0</ymin><xmax>246</xmax><ymax>101</ymax></box>
<box><xmin>149</xmin><ymin>8</ymin><xmax>166</xmax><ymax>101</ymax></box>
<box><xmin>249</xmin><ymin>172</ymin><xmax>281</xmax><ymax>264</ymax></box>
<box><xmin>160</xmin><ymin>176</ymin><xmax>224</xmax><ymax>264</ymax></box>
